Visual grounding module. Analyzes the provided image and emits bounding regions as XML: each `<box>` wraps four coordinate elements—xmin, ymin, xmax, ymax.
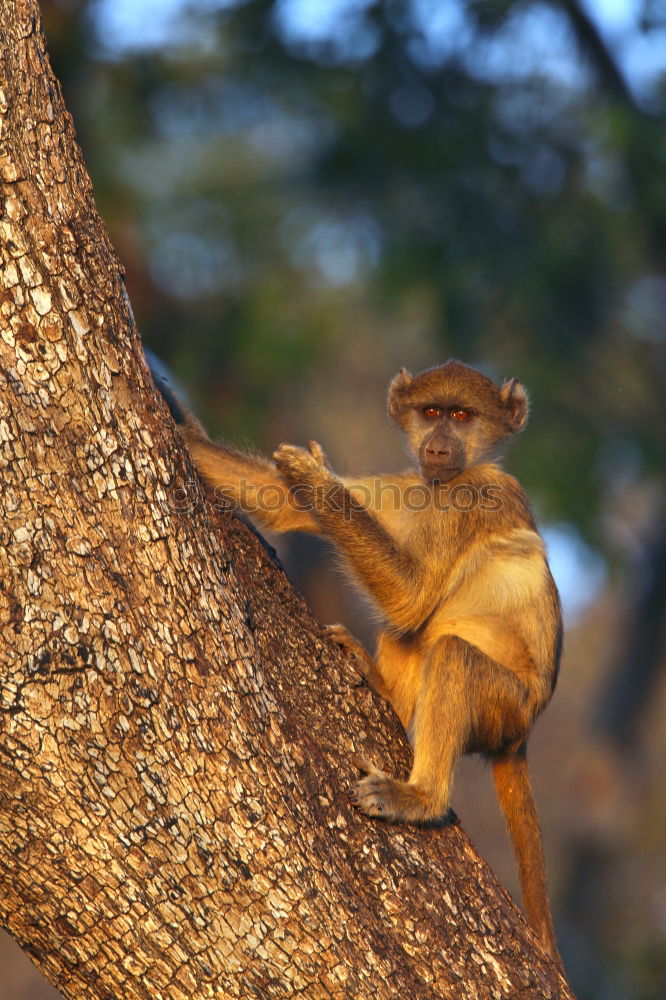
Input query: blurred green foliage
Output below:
<box><xmin>43</xmin><ymin>0</ymin><xmax>665</xmax><ymax>546</ymax></box>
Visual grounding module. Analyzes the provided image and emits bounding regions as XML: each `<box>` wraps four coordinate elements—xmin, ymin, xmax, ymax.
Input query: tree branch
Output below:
<box><xmin>558</xmin><ymin>0</ymin><xmax>640</xmax><ymax>111</ymax></box>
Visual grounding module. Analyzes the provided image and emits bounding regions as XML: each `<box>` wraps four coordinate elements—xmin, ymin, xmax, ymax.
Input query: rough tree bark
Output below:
<box><xmin>0</xmin><ymin>3</ymin><xmax>574</xmax><ymax>998</ymax></box>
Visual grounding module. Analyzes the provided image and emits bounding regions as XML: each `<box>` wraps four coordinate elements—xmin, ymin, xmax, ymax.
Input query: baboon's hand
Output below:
<box><xmin>273</xmin><ymin>440</ymin><xmax>329</xmax><ymax>484</ymax></box>
<box><xmin>306</xmin><ymin>440</ymin><xmax>331</xmax><ymax>469</ymax></box>
<box><xmin>323</xmin><ymin>623</ymin><xmax>374</xmax><ymax>685</ymax></box>
<box><xmin>323</xmin><ymin>622</ymin><xmax>357</xmax><ymax>651</ymax></box>
<box><xmin>324</xmin><ymin>622</ymin><xmax>364</xmax><ymax>660</ymax></box>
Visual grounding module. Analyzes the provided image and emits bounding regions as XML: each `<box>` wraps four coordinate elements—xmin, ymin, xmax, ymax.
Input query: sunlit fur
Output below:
<box><xmin>157</xmin><ymin>358</ymin><xmax>563</xmax><ymax>972</ymax></box>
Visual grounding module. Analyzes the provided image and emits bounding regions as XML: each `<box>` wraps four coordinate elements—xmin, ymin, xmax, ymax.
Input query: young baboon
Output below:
<box><xmin>149</xmin><ymin>357</ymin><xmax>563</xmax><ymax>967</ymax></box>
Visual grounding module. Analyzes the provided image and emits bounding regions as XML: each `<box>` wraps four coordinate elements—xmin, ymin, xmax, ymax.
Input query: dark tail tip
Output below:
<box><xmin>144</xmin><ymin>348</ymin><xmax>187</xmax><ymax>425</ymax></box>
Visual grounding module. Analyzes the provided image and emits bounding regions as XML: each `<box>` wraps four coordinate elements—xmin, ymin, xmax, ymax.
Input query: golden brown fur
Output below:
<box><xmin>152</xmin><ymin>357</ymin><xmax>563</xmax><ymax>970</ymax></box>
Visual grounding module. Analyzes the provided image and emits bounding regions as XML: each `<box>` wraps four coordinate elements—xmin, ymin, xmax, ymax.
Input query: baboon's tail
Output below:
<box><xmin>492</xmin><ymin>745</ymin><xmax>564</xmax><ymax>974</ymax></box>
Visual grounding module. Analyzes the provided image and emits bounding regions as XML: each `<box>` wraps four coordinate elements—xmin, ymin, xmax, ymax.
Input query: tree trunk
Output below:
<box><xmin>0</xmin><ymin>3</ymin><xmax>574</xmax><ymax>997</ymax></box>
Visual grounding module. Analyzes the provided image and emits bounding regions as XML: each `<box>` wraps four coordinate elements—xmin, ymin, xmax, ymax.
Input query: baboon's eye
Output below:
<box><xmin>450</xmin><ymin>408</ymin><xmax>470</xmax><ymax>422</ymax></box>
<box><xmin>422</xmin><ymin>406</ymin><xmax>442</xmax><ymax>420</ymax></box>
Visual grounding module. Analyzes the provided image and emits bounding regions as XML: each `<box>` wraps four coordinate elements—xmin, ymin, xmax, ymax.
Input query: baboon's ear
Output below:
<box><xmin>387</xmin><ymin>367</ymin><xmax>414</xmax><ymax>421</ymax></box>
<box><xmin>500</xmin><ymin>378</ymin><xmax>529</xmax><ymax>433</ymax></box>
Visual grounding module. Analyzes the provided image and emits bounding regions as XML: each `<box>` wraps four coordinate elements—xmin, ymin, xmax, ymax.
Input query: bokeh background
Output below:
<box><xmin>2</xmin><ymin>1</ymin><xmax>665</xmax><ymax>997</ymax></box>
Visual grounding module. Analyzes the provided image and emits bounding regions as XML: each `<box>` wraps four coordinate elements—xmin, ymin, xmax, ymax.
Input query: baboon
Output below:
<box><xmin>149</xmin><ymin>356</ymin><xmax>563</xmax><ymax>967</ymax></box>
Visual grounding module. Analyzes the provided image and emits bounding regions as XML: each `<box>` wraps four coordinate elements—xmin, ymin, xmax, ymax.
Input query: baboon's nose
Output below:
<box><xmin>425</xmin><ymin>443</ymin><xmax>450</xmax><ymax>459</ymax></box>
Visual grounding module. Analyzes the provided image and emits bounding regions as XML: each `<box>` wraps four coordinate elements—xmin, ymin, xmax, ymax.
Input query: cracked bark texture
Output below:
<box><xmin>0</xmin><ymin>3</ymin><xmax>574</xmax><ymax>998</ymax></box>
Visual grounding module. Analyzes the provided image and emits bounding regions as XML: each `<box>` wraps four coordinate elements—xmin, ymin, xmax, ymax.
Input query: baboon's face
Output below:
<box><xmin>387</xmin><ymin>361</ymin><xmax>528</xmax><ymax>483</ymax></box>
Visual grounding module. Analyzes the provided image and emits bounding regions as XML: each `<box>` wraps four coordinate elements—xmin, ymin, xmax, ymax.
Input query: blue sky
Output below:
<box><xmin>91</xmin><ymin>0</ymin><xmax>666</xmax><ymax>102</ymax></box>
